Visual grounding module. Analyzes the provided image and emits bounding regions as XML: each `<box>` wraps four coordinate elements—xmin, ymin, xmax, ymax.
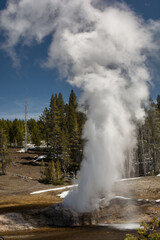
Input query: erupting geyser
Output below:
<box><xmin>1</xmin><ymin>0</ymin><xmax>160</xmax><ymax>213</ymax></box>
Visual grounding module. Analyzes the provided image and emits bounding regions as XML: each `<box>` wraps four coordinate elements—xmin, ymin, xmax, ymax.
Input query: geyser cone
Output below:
<box><xmin>0</xmin><ymin>0</ymin><xmax>160</xmax><ymax>212</ymax></box>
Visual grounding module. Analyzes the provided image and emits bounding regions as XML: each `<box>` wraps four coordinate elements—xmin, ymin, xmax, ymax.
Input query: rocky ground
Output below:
<box><xmin>0</xmin><ymin>148</ymin><xmax>159</xmax><ymax>234</ymax></box>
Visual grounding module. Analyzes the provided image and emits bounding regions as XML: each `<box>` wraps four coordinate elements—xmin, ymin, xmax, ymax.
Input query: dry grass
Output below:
<box><xmin>0</xmin><ymin>148</ymin><xmax>68</xmax><ymax>212</ymax></box>
<box><xmin>114</xmin><ymin>176</ymin><xmax>160</xmax><ymax>200</ymax></box>
<box><xmin>0</xmin><ymin>148</ymin><xmax>159</xmax><ymax>215</ymax></box>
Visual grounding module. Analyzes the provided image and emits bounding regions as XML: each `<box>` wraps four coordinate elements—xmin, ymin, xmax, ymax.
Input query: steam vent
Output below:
<box><xmin>39</xmin><ymin>196</ymin><xmax>160</xmax><ymax>227</ymax></box>
<box><xmin>40</xmin><ymin>203</ymin><xmax>93</xmax><ymax>226</ymax></box>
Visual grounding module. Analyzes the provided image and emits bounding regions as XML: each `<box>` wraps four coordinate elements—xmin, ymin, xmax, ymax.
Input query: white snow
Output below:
<box><xmin>27</xmin><ymin>144</ymin><xmax>35</xmax><ymax>149</ymax></box>
<box><xmin>57</xmin><ymin>191</ymin><xmax>69</xmax><ymax>198</ymax></box>
<box><xmin>114</xmin><ymin>196</ymin><xmax>160</xmax><ymax>203</ymax></box>
<box><xmin>30</xmin><ymin>186</ymin><xmax>160</xmax><ymax>206</ymax></box>
<box><xmin>114</xmin><ymin>196</ymin><xmax>131</xmax><ymax>200</ymax></box>
<box><xmin>33</xmin><ymin>155</ymin><xmax>47</xmax><ymax>162</ymax></box>
<box><xmin>30</xmin><ymin>184</ymin><xmax>78</xmax><ymax>195</ymax></box>
<box><xmin>17</xmin><ymin>149</ymin><xmax>25</xmax><ymax>153</ymax></box>
<box><xmin>98</xmin><ymin>223</ymin><xmax>141</xmax><ymax>230</ymax></box>
<box><xmin>117</xmin><ymin>177</ymin><xmax>142</xmax><ymax>182</ymax></box>
<box><xmin>17</xmin><ymin>144</ymin><xmax>36</xmax><ymax>152</ymax></box>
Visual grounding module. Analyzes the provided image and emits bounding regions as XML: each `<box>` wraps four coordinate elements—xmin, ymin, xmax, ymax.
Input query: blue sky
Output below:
<box><xmin>0</xmin><ymin>0</ymin><xmax>160</xmax><ymax>120</ymax></box>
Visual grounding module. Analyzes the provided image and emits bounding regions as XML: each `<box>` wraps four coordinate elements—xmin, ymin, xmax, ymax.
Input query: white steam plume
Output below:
<box><xmin>1</xmin><ymin>0</ymin><xmax>160</xmax><ymax>212</ymax></box>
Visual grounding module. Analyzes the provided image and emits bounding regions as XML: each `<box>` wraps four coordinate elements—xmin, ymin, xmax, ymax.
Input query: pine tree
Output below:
<box><xmin>37</xmin><ymin>90</ymin><xmax>86</xmax><ymax>177</ymax></box>
<box><xmin>67</xmin><ymin>90</ymin><xmax>78</xmax><ymax>133</ymax></box>
<box><xmin>0</xmin><ymin>119</ymin><xmax>12</xmax><ymax>146</ymax></box>
<box><xmin>67</xmin><ymin>90</ymin><xmax>82</xmax><ymax>174</ymax></box>
<box><xmin>48</xmin><ymin>160</ymin><xmax>56</xmax><ymax>183</ymax></box>
<box><xmin>59</xmin><ymin>129</ymin><xmax>71</xmax><ymax>176</ymax></box>
<box><xmin>57</xmin><ymin>92</ymin><xmax>66</xmax><ymax>129</ymax></box>
<box><xmin>0</xmin><ymin>127</ymin><xmax>11</xmax><ymax>175</ymax></box>
<box><xmin>40</xmin><ymin>160</ymin><xmax>56</xmax><ymax>184</ymax></box>
<box><xmin>27</xmin><ymin>118</ymin><xmax>41</xmax><ymax>146</ymax></box>
<box><xmin>48</xmin><ymin>94</ymin><xmax>61</xmax><ymax>160</ymax></box>
<box><xmin>39</xmin><ymin>107</ymin><xmax>50</xmax><ymax>147</ymax></box>
<box><xmin>40</xmin><ymin>159</ymin><xmax>63</xmax><ymax>185</ymax></box>
<box><xmin>10</xmin><ymin>119</ymin><xmax>24</xmax><ymax>147</ymax></box>
<box><xmin>157</xmin><ymin>94</ymin><xmax>160</xmax><ymax>110</ymax></box>
<box><xmin>55</xmin><ymin>159</ymin><xmax>63</xmax><ymax>184</ymax></box>
<box><xmin>146</xmin><ymin>100</ymin><xmax>160</xmax><ymax>175</ymax></box>
<box><xmin>135</xmin><ymin>98</ymin><xmax>160</xmax><ymax>176</ymax></box>
<box><xmin>40</xmin><ymin>160</ymin><xmax>45</xmax><ymax>179</ymax></box>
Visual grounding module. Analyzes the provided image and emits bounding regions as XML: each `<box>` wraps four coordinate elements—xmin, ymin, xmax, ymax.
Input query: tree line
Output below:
<box><xmin>0</xmin><ymin>90</ymin><xmax>86</xmax><ymax>178</ymax></box>
<box><xmin>0</xmin><ymin>90</ymin><xmax>160</xmax><ymax>179</ymax></box>
<box><xmin>124</xmin><ymin>96</ymin><xmax>160</xmax><ymax>177</ymax></box>
<box><xmin>135</xmin><ymin>97</ymin><xmax>160</xmax><ymax>176</ymax></box>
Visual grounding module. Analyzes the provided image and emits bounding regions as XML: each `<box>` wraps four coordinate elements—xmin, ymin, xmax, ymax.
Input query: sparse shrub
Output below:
<box><xmin>150</xmin><ymin>170</ymin><xmax>155</xmax><ymax>176</ymax></box>
<box><xmin>124</xmin><ymin>217</ymin><xmax>160</xmax><ymax>240</ymax></box>
<box><xmin>125</xmin><ymin>235</ymin><xmax>137</xmax><ymax>240</ymax></box>
<box><xmin>40</xmin><ymin>159</ymin><xmax>63</xmax><ymax>185</ymax></box>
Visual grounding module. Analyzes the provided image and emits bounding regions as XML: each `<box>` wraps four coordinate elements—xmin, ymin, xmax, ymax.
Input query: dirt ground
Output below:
<box><xmin>114</xmin><ymin>176</ymin><xmax>160</xmax><ymax>200</ymax></box>
<box><xmin>0</xmin><ymin>148</ymin><xmax>159</xmax><ymax>235</ymax></box>
<box><xmin>0</xmin><ymin>148</ymin><xmax>64</xmax><ymax>212</ymax></box>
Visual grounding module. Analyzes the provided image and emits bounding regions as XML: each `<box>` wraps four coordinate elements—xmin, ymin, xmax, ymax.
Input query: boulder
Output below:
<box><xmin>41</xmin><ymin>203</ymin><xmax>92</xmax><ymax>227</ymax></box>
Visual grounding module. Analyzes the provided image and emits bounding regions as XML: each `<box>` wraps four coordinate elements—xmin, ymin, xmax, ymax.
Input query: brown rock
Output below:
<box><xmin>41</xmin><ymin>203</ymin><xmax>92</xmax><ymax>226</ymax></box>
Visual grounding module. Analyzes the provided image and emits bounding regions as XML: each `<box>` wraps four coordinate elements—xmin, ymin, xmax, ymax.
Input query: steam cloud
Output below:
<box><xmin>1</xmin><ymin>0</ymin><xmax>160</xmax><ymax>212</ymax></box>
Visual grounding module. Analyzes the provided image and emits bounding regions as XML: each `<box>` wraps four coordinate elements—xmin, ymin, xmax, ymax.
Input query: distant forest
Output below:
<box><xmin>0</xmin><ymin>90</ymin><xmax>160</xmax><ymax>179</ymax></box>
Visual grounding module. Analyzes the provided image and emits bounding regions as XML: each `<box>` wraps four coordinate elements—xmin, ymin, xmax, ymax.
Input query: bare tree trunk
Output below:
<box><xmin>140</xmin><ymin>129</ymin><xmax>146</xmax><ymax>176</ymax></box>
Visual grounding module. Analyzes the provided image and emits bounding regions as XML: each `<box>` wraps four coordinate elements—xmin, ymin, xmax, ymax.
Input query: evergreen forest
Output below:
<box><xmin>0</xmin><ymin>90</ymin><xmax>160</xmax><ymax>182</ymax></box>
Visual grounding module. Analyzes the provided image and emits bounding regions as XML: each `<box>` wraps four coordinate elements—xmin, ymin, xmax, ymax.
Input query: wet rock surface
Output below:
<box><xmin>39</xmin><ymin>198</ymin><xmax>160</xmax><ymax>227</ymax></box>
<box><xmin>0</xmin><ymin>213</ymin><xmax>35</xmax><ymax>231</ymax></box>
<box><xmin>0</xmin><ymin>176</ymin><xmax>159</xmax><ymax>231</ymax></box>
<box><xmin>40</xmin><ymin>203</ymin><xmax>92</xmax><ymax>226</ymax></box>
<box><xmin>0</xmin><ymin>197</ymin><xmax>159</xmax><ymax>232</ymax></box>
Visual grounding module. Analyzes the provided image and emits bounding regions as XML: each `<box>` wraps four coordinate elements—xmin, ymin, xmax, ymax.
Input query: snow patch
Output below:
<box><xmin>114</xmin><ymin>196</ymin><xmax>131</xmax><ymax>200</ymax></box>
<box><xmin>57</xmin><ymin>191</ymin><xmax>69</xmax><ymax>199</ymax></box>
<box><xmin>33</xmin><ymin>155</ymin><xmax>47</xmax><ymax>162</ymax></box>
<box><xmin>27</xmin><ymin>144</ymin><xmax>35</xmax><ymax>149</ymax></box>
<box><xmin>114</xmin><ymin>196</ymin><xmax>160</xmax><ymax>203</ymax></box>
<box><xmin>17</xmin><ymin>149</ymin><xmax>25</xmax><ymax>153</ymax></box>
<box><xmin>17</xmin><ymin>144</ymin><xmax>36</xmax><ymax>152</ymax></box>
<box><xmin>117</xmin><ymin>177</ymin><xmax>142</xmax><ymax>182</ymax></box>
<box><xmin>30</xmin><ymin>184</ymin><xmax>78</xmax><ymax>195</ymax></box>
